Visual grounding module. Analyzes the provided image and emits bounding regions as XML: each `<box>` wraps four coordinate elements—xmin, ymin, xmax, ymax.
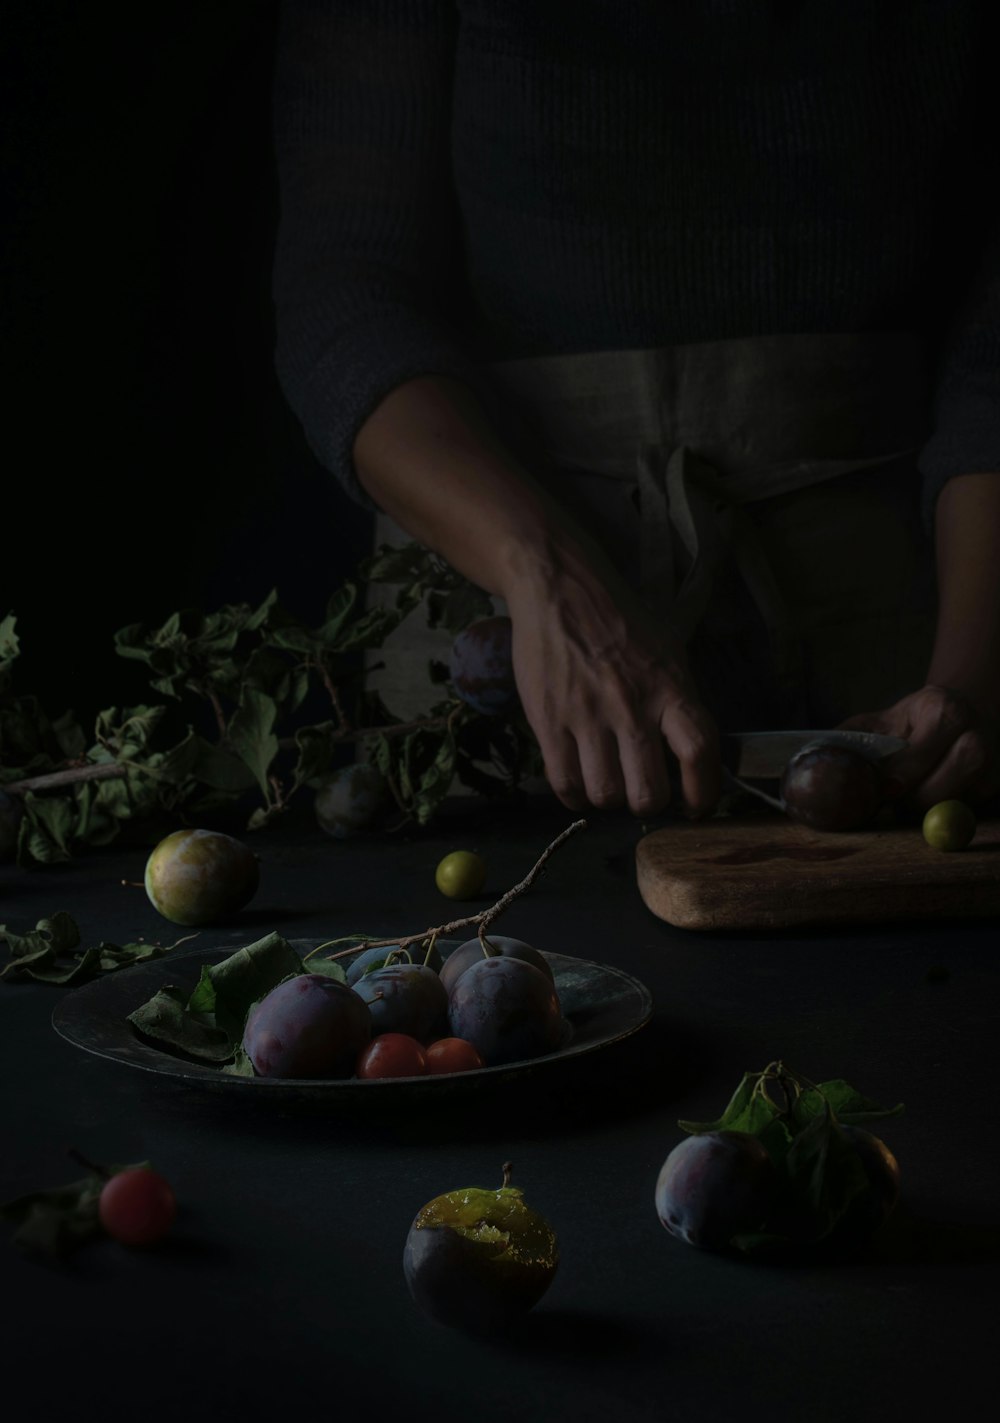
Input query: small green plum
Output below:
<box><xmin>922</xmin><ymin>800</ymin><xmax>977</xmax><ymax>852</ymax></box>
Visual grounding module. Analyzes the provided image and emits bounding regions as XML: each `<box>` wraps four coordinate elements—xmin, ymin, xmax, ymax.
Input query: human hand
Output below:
<box><xmin>838</xmin><ymin>684</ymin><xmax>1000</xmax><ymax>809</ymax></box>
<box><xmin>503</xmin><ymin>550</ymin><xmax>720</xmax><ymax>818</ymax></box>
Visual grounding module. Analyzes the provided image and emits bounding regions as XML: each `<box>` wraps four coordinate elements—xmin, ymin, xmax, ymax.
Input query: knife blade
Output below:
<box><xmin>719</xmin><ymin>729</ymin><xmax>907</xmax><ymax>780</ymax></box>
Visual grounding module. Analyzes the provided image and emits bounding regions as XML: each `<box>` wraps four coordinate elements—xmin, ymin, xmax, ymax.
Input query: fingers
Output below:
<box><xmin>904</xmin><ymin>728</ymin><xmax>999</xmax><ymax>808</ymax></box>
<box><xmin>660</xmin><ymin>699</ymin><xmax>721</xmax><ymax>817</ymax></box>
<box><xmin>880</xmin><ymin>686</ymin><xmax>974</xmax><ymax>798</ymax></box>
<box><xmin>537</xmin><ymin>709</ymin><xmax>715</xmax><ymax>819</ymax></box>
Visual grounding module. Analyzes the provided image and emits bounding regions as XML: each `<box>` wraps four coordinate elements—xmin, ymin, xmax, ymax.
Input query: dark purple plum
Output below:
<box><xmin>447</xmin><ymin>957</ymin><xmax>562</xmax><ymax>1066</ymax></box>
<box><xmin>448</xmin><ymin>616</ymin><xmax>517</xmax><ymax>715</ymax></box>
<box><xmin>243</xmin><ymin>974</ymin><xmax>372</xmax><ymax>1078</ymax></box>
<box><xmin>439</xmin><ymin>935</ymin><xmax>554</xmax><ymax>996</ymax></box>
<box><xmin>780</xmin><ymin>742</ymin><xmax>885</xmax><ymax>832</ymax></box>
<box><xmin>352</xmin><ymin>963</ymin><xmax>449</xmax><ymax>1043</ymax></box>
<box><xmin>314</xmin><ymin>763</ymin><xmax>388</xmax><ymax>839</ymax></box>
<box><xmin>403</xmin><ymin>1165</ymin><xmax>558</xmax><ymax>1333</ymax></box>
<box><xmin>654</xmin><ymin>1131</ymin><xmax>778</xmax><ymax>1251</ymax></box>
<box><xmin>345</xmin><ymin>941</ymin><xmax>443</xmax><ymax>986</ymax></box>
<box><xmin>833</xmin><ymin>1125</ymin><xmax>901</xmax><ymax>1239</ymax></box>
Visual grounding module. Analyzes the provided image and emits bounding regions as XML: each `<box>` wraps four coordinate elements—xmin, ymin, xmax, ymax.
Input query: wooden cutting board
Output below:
<box><xmin>635</xmin><ymin>814</ymin><xmax>1000</xmax><ymax>930</ymax></box>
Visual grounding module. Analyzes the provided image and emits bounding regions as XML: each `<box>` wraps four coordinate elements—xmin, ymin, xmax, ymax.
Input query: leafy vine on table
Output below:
<box><xmin>0</xmin><ymin>544</ymin><xmax>543</xmax><ymax>867</ymax></box>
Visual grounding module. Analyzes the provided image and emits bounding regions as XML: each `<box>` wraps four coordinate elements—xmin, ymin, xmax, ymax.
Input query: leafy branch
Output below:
<box><xmin>0</xmin><ymin>546</ymin><xmax>543</xmax><ymax>866</ymax></box>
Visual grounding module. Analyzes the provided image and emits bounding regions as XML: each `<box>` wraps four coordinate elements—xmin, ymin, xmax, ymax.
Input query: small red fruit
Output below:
<box><xmin>98</xmin><ymin>1168</ymin><xmax>177</xmax><ymax>1246</ymax></box>
<box><xmin>425</xmin><ymin>1037</ymin><xmax>486</xmax><ymax>1074</ymax></box>
<box><xmin>357</xmin><ymin>1033</ymin><xmax>428</xmax><ymax>1079</ymax></box>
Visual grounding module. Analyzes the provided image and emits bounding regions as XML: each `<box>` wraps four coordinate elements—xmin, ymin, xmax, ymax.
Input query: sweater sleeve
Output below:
<box><xmin>918</xmin><ymin>221</ymin><xmax>1000</xmax><ymax>528</ymax></box>
<box><xmin>271</xmin><ymin>0</ymin><xmax>476</xmax><ymax>510</ymax></box>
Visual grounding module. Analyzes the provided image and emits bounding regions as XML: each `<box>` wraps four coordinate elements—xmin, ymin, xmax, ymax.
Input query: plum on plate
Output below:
<box><xmin>353</xmin><ymin>962</ymin><xmax>449</xmax><ymax>1043</ymax></box>
<box><xmin>440</xmin><ymin>934</ymin><xmax>554</xmax><ymax>996</ymax></box>
<box><xmin>447</xmin><ymin>956</ymin><xmax>562</xmax><ymax>1066</ymax></box>
<box><xmin>243</xmin><ymin>974</ymin><xmax>372</xmax><ymax>1078</ymax></box>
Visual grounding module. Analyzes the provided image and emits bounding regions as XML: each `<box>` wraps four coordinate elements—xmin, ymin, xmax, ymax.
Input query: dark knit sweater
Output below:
<box><xmin>271</xmin><ymin>1</ymin><xmax>999</xmax><ymax>518</ymax></box>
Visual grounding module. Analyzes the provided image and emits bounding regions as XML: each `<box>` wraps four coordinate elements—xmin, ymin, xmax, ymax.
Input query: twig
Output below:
<box><xmin>310</xmin><ymin>819</ymin><xmax>587</xmax><ymax>962</ymax></box>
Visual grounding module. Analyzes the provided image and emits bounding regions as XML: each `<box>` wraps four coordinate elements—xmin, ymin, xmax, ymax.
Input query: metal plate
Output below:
<box><xmin>51</xmin><ymin>939</ymin><xmax>653</xmax><ymax>1101</ymax></box>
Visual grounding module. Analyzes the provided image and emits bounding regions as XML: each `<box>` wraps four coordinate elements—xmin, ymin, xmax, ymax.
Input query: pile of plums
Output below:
<box><xmin>654</xmin><ymin>1125</ymin><xmax>900</xmax><ymax>1252</ymax></box>
<box><xmin>242</xmin><ymin>934</ymin><xmax>563</xmax><ymax>1080</ymax></box>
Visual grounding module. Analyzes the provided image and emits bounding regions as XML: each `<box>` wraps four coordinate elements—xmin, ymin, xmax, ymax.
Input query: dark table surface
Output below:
<box><xmin>3</xmin><ymin>797</ymin><xmax>998</xmax><ymax>1423</ymax></box>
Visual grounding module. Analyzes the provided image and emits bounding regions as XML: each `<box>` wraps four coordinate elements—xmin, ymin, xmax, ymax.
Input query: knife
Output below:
<box><xmin>719</xmin><ymin>729</ymin><xmax>907</xmax><ymax>780</ymax></box>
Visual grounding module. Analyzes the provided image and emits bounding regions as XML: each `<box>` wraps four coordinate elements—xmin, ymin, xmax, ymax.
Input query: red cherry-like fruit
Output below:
<box><xmin>357</xmin><ymin>1033</ymin><xmax>429</xmax><ymax>1079</ymax></box>
<box><xmin>98</xmin><ymin>1168</ymin><xmax>177</xmax><ymax>1246</ymax></box>
<box><xmin>425</xmin><ymin>1038</ymin><xmax>486</xmax><ymax>1074</ymax></box>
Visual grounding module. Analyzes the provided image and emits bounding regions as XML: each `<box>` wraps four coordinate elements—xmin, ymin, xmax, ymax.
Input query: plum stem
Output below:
<box><xmin>502</xmin><ymin>1161</ymin><xmax>513</xmax><ymax>1188</ymax></box>
<box><xmin>67</xmin><ymin>1148</ymin><xmax>111</xmax><ymax>1181</ymax></box>
<box><xmin>306</xmin><ymin>819</ymin><xmax>588</xmax><ymax>965</ymax></box>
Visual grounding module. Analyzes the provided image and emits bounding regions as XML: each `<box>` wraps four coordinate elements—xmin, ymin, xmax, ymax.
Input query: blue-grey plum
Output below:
<box><xmin>346</xmin><ymin>941</ymin><xmax>443</xmax><ymax>986</ymax></box>
<box><xmin>352</xmin><ymin>963</ymin><xmax>449</xmax><ymax>1042</ymax></box>
<box><xmin>243</xmin><ymin>974</ymin><xmax>372</xmax><ymax>1078</ymax></box>
<box><xmin>314</xmin><ymin>763</ymin><xmax>388</xmax><ymax>839</ymax></box>
<box><xmin>448</xmin><ymin>616</ymin><xmax>517</xmax><ymax>715</ymax></box>
<box><xmin>447</xmin><ymin>957</ymin><xmax>562</xmax><ymax>1066</ymax></box>
<box><xmin>440</xmin><ymin>935</ymin><xmax>554</xmax><ymax>996</ymax></box>
<box><xmin>654</xmin><ymin>1131</ymin><xmax>778</xmax><ymax>1250</ymax></box>
<box><xmin>0</xmin><ymin>789</ymin><xmax>24</xmax><ymax>861</ymax></box>
<box><xmin>403</xmin><ymin>1167</ymin><xmax>558</xmax><ymax>1332</ymax></box>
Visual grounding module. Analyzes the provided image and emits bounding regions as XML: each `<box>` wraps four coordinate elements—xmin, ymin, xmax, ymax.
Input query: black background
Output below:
<box><xmin>3</xmin><ymin>1</ymin><xmax>372</xmax><ymax>721</ymax></box>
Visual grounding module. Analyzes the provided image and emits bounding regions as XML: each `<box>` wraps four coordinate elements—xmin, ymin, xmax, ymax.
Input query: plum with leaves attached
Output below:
<box><xmin>780</xmin><ymin>742</ymin><xmax>886</xmax><ymax>832</ymax></box>
<box><xmin>144</xmin><ymin>828</ymin><xmax>259</xmax><ymax>926</ymax></box>
<box><xmin>447</xmin><ymin>957</ymin><xmax>562</xmax><ymax>1066</ymax></box>
<box><xmin>345</xmin><ymin>941</ymin><xmax>442</xmax><ymax>986</ymax></box>
<box><xmin>404</xmin><ymin>1163</ymin><xmax>558</xmax><ymax>1332</ymax></box>
<box><xmin>243</xmin><ymin>974</ymin><xmax>372</xmax><ymax>1078</ymax></box>
<box><xmin>834</xmin><ymin>1126</ymin><xmax>901</xmax><ymax>1239</ymax></box>
<box><xmin>654</xmin><ymin>1131</ymin><xmax>778</xmax><ymax>1251</ymax></box>
<box><xmin>440</xmin><ymin>935</ymin><xmax>554</xmax><ymax>996</ymax></box>
<box><xmin>353</xmin><ymin>962</ymin><xmax>449</xmax><ymax>1043</ymax></box>
<box><xmin>314</xmin><ymin>763</ymin><xmax>388</xmax><ymax>839</ymax></box>
<box><xmin>448</xmin><ymin>616</ymin><xmax>517</xmax><ymax>715</ymax></box>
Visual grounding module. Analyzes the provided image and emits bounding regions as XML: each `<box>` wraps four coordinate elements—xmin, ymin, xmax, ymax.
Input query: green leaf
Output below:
<box><xmin>202</xmin><ymin>932</ymin><xmax>304</xmax><ymax>1040</ymax></box>
<box><xmin>227</xmin><ymin>689</ymin><xmax>279</xmax><ymax>798</ymax></box>
<box><xmin>812</xmin><ymin>1079</ymin><xmax>905</xmax><ymax>1126</ymax></box>
<box><xmin>127</xmin><ymin>985</ymin><xmax>234</xmax><ymax>1063</ymax></box>
<box><xmin>190</xmin><ymin>739</ymin><xmax>257</xmax><ymax>793</ymax></box>
<box><xmin>221</xmin><ymin>1043</ymin><xmax>256</xmax><ymax>1077</ymax></box>
<box><xmin>322</xmin><ymin>583</ymin><xmax>359</xmax><ymax>638</ymax></box>
<box><xmin>0</xmin><ymin>612</ymin><xmax>20</xmax><ymax>674</ymax></box>
<box><xmin>187</xmin><ymin>965</ymin><xmax>217</xmax><ymax>1017</ymax></box>
<box><xmin>679</xmin><ymin>1071</ymin><xmax>765</xmax><ymax>1135</ymax></box>
<box><xmin>303</xmin><ymin>956</ymin><xmax>347</xmax><ymax>983</ymax></box>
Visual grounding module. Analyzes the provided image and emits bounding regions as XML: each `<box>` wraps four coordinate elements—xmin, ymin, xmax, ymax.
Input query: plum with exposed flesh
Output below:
<box><xmin>404</xmin><ymin>1163</ymin><xmax>557</xmax><ymax>1332</ymax></box>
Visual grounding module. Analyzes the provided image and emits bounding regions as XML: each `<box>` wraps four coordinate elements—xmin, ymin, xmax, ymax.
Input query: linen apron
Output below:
<box><xmin>370</xmin><ymin>332</ymin><xmax>938</xmax><ymax>732</ymax></box>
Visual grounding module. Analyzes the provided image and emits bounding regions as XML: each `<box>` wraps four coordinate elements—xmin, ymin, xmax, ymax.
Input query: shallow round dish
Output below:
<box><xmin>51</xmin><ymin>938</ymin><xmax>653</xmax><ymax>1100</ymax></box>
